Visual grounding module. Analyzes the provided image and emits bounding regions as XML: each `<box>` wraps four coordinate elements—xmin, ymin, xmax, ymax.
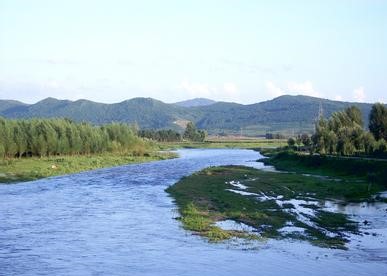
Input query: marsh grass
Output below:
<box><xmin>261</xmin><ymin>150</ymin><xmax>387</xmax><ymax>190</ymax></box>
<box><xmin>167</xmin><ymin>165</ymin><xmax>385</xmax><ymax>249</ymax></box>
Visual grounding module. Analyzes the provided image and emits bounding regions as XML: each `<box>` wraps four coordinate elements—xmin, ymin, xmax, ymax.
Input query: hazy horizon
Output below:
<box><xmin>1</xmin><ymin>1</ymin><xmax>386</xmax><ymax>104</ymax></box>
<box><xmin>1</xmin><ymin>93</ymin><xmax>384</xmax><ymax>106</ymax></box>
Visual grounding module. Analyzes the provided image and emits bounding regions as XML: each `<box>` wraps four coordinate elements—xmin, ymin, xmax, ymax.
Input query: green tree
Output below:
<box><xmin>312</xmin><ymin>118</ymin><xmax>328</xmax><ymax>154</ymax></box>
<box><xmin>300</xmin><ymin>133</ymin><xmax>311</xmax><ymax>147</ymax></box>
<box><xmin>326</xmin><ymin>131</ymin><xmax>337</xmax><ymax>154</ymax></box>
<box><xmin>362</xmin><ymin>132</ymin><xmax>376</xmax><ymax>155</ymax></box>
<box><xmin>369</xmin><ymin>103</ymin><xmax>387</xmax><ymax>141</ymax></box>
<box><xmin>374</xmin><ymin>139</ymin><xmax>387</xmax><ymax>154</ymax></box>
<box><xmin>183</xmin><ymin>122</ymin><xmax>196</xmax><ymax>140</ymax></box>
<box><xmin>0</xmin><ymin>117</ymin><xmax>151</xmax><ymax>159</ymax></box>
<box><xmin>13</xmin><ymin>122</ymin><xmax>27</xmax><ymax>158</ymax></box>
<box><xmin>183</xmin><ymin>122</ymin><xmax>206</xmax><ymax>142</ymax></box>
<box><xmin>345</xmin><ymin>106</ymin><xmax>363</xmax><ymax>127</ymax></box>
<box><xmin>287</xmin><ymin>137</ymin><xmax>296</xmax><ymax>148</ymax></box>
<box><xmin>0</xmin><ymin>142</ymin><xmax>4</xmax><ymax>159</ymax></box>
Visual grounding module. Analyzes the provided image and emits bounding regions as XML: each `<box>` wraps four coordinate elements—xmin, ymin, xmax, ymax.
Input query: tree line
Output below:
<box><xmin>0</xmin><ymin>118</ymin><xmax>147</xmax><ymax>158</ymax></box>
<box><xmin>183</xmin><ymin>122</ymin><xmax>206</xmax><ymax>142</ymax></box>
<box><xmin>265</xmin><ymin>133</ymin><xmax>286</xmax><ymax>140</ymax></box>
<box><xmin>288</xmin><ymin>103</ymin><xmax>387</xmax><ymax>157</ymax></box>
<box><xmin>139</xmin><ymin>122</ymin><xmax>206</xmax><ymax>143</ymax></box>
<box><xmin>138</xmin><ymin>129</ymin><xmax>182</xmax><ymax>142</ymax></box>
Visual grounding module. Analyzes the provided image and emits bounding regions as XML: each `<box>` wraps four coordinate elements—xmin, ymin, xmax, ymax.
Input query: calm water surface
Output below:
<box><xmin>0</xmin><ymin>149</ymin><xmax>386</xmax><ymax>276</ymax></box>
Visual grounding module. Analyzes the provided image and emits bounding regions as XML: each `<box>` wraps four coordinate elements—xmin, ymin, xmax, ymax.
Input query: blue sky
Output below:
<box><xmin>0</xmin><ymin>0</ymin><xmax>386</xmax><ymax>104</ymax></box>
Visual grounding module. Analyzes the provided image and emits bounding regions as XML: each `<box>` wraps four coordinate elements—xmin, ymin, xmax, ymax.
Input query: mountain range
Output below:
<box><xmin>0</xmin><ymin>95</ymin><xmax>377</xmax><ymax>135</ymax></box>
<box><xmin>174</xmin><ymin>98</ymin><xmax>217</xmax><ymax>107</ymax></box>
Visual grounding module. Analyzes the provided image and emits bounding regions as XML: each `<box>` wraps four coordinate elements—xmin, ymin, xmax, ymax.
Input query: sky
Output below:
<box><xmin>0</xmin><ymin>0</ymin><xmax>386</xmax><ymax>104</ymax></box>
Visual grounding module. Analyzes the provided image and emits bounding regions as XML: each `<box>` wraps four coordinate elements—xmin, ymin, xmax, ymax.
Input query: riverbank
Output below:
<box><xmin>260</xmin><ymin>150</ymin><xmax>387</xmax><ymax>189</ymax></box>
<box><xmin>157</xmin><ymin>138</ymin><xmax>286</xmax><ymax>150</ymax></box>
<box><xmin>2</xmin><ymin>148</ymin><xmax>386</xmax><ymax>275</ymax></box>
<box><xmin>167</xmin><ymin>161</ymin><xmax>386</xmax><ymax>249</ymax></box>
<box><xmin>0</xmin><ymin>151</ymin><xmax>177</xmax><ymax>183</ymax></box>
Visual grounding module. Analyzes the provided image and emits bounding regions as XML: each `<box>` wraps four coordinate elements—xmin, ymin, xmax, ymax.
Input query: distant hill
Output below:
<box><xmin>0</xmin><ymin>95</ymin><xmax>378</xmax><ymax>135</ymax></box>
<box><xmin>0</xmin><ymin>100</ymin><xmax>27</xmax><ymax>113</ymax></box>
<box><xmin>0</xmin><ymin>97</ymin><xmax>193</xmax><ymax>129</ymax></box>
<box><xmin>193</xmin><ymin>95</ymin><xmax>374</xmax><ymax>135</ymax></box>
<box><xmin>174</xmin><ymin>98</ymin><xmax>216</xmax><ymax>107</ymax></box>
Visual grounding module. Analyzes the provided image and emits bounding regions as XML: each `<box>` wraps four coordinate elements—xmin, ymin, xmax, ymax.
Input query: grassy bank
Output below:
<box><xmin>167</xmin><ymin>165</ymin><xmax>385</xmax><ymax>249</ymax></box>
<box><xmin>260</xmin><ymin>150</ymin><xmax>387</xmax><ymax>189</ymax></box>
<box><xmin>0</xmin><ymin>151</ymin><xmax>177</xmax><ymax>183</ymax></box>
<box><xmin>158</xmin><ymin>139</ymin><xmax>287</xmax><ymax>150</ymax></box>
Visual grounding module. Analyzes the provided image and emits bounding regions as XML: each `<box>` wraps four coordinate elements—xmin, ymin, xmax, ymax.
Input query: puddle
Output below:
<box><xmin>226</xmin><ymin>189</ymin><xmax>260</xmax><ymax>196</ymax></box>
<box><xmin>301</xmin><ymin>173</ymin><xmax>343</xmax><ymax>182</ymax></box>
<box><xmin>215</xmin><ymin>219</ymin><xmax>257</xmax><ymax>233</ymax></box>
<box><xmin>227</xmin><ymin>180</ymin><xmax>248</xmax><ymax>190</ymax></box>
<box><xmin>279</xmin><ymin>226</ymin><xmax>306</xmax><ymax>233</ymax></box>
<box><xmin>377</xmin><ymin>191</ymin><xmax>387</xmax><ymax>199</ymax></box>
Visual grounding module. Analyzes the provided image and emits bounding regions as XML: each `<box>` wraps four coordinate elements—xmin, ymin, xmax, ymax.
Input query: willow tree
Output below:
<box><xmin>369</xmin><ymin>103</ymin><xmax>387</xmax><ymax>141</ymax></box>
<box><xmin>312</xmin><ymin>106</ymin><xmax>366</xmax><ymax>155</ymax></box>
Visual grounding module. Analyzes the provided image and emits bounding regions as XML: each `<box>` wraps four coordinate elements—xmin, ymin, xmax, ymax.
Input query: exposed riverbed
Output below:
<box><xmin>0</xmin><ymin>149</ymin><xmax>386</xmax><ymax>275</ymax></box>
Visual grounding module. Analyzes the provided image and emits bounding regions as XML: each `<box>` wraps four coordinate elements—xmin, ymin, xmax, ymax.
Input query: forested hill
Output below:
<box><xmin>174</xmin><ymin>98</ymin><xmax>216</xmax><ymax>107</ymax></box>
<box><xmin>0</xmin><ymin>97</ymin><xmax>194</xmax><ymax>130</ymax></box>
<box><xmin>0</xmin><ymin>95</ymin><xmax>376</xmax><ymax>135</ymax></box>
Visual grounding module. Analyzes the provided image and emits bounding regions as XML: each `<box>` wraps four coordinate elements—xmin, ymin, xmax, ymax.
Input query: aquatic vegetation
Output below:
<box><xmin>179</xmin><ymin>203</ymin><xmax>260</xmax><ymax>242</ymax></box>
<box><xmin>167</xmin><ymin>165</ymin><xmax>385</xmax><ymax>249</ymax></box>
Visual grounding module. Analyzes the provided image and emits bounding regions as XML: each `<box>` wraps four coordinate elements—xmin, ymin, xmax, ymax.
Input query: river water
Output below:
<box><xmin>0</xmin><ymin>149</ymin><xmax>386</xmax><ymax>276</ymax></box>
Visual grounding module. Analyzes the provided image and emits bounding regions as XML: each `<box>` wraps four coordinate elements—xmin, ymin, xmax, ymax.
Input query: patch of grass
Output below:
<box><xmin>178</xmin><ymin>203</ymin><xmax>261</xmax><ymax>242</ymax></box>
<box><xmin>0</xmin><ymin>151</ymin><xmax>177</xmax><ymax>184</ymax></box>
<box><xmin>181</xmin><ymin>203</ymin><xmax>212</xmax><ymax>231</ymax></box>
<box><xmin>179</xmin><ymin>203</ymin><xmax>232</xmax><ymax>242</ymax></box>
<box><xmin>311</xmin><ymin>211</ymin><xmax>358</xmax><ymax>234</ymax></box>
<box><xmin>167</xmin><ymin>165</ymin><xmax>383</xmax><ymax>249</ymax></box>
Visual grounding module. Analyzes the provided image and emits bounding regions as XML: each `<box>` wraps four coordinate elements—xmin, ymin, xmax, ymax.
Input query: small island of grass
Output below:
<box><xmin>166</xmin><ymin>164</ymin><xmax>386</xmax><ymax>249</ymax></box>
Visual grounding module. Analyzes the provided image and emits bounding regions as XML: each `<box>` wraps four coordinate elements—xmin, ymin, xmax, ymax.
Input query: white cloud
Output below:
<box><xmin>223</xmin><ymin>82</ymin><xmax>239</xmax><ymax>97</ymax></box>
<box><xmin>353</xmin><ymin>86</ymin><xmax>365</xmax><ymax>102</ymax></box>
<box><xmin>178</xmin><ymin>80</ymin><xmax>213</xmax><ymax>98</ymax></box>
<box><xmin>178</xmin><ymin>80</ymin><xmax>240</xmax><ymax>101</ymax></box>
<box><xmin>287</xmin><ymin>81</ymin><xmax>321</xmax><ymax>97</ymax></box>
<box><xmin>43</xmin><ymin>80</ymin><xmax>60</xmax><ymax>89</ymax></box>
<box><xmin>265</xmin><ymin>80</ymin><xmax>321</xmax><ymax>98</ymax></box>
<box><xmin>334</xmin><ymin>95</ymin><xmax>343</xmax><ymax>101</ymax></box>
<box><xmin>265</xmin><ymin>81</ymin><xmax>284</xmax><ymax>97</ymax></box>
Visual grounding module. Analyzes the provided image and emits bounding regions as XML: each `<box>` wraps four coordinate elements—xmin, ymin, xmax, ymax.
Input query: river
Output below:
<box><xmin>0</xmin><ymin>149</ymin><xmax>386</xmax><ymax>275</ymax></box>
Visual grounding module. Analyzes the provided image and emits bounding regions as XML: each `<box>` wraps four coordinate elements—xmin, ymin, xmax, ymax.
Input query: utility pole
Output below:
<box><xmin>316</xmin><ymin>101</ymin><xmax>324</xmax><ymax>122</ymax></box>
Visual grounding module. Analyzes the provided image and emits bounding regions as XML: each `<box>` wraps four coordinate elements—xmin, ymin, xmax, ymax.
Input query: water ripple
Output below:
<box><xmin>0</xmin><ymin>149</ymin><xmax>386</xmax><ymax>276</ymax></box>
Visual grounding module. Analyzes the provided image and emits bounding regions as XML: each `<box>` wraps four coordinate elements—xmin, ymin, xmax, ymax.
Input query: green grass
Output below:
<box><xmin>178</xmin><ymin>202</ymin><xmax>260</xmax><ymax>242</ymax></box>
<box><xmin>261</xmin><ymin>150</ymin><xmax>387</xmax><ymax>190</ymax></box>
<box><xmin>0</xmin><ymin>151</ymin><xmax>177</xmax><ymax>183</ymax></box>
<box><xmin>166</xmin><ymin>165</ymin><xmax>385</xmax><ymax>249</ymax></box>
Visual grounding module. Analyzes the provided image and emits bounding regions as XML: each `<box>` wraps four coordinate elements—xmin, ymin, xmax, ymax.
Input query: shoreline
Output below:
<box><xmin>166</xmin><ymin>150</ymin><xmax>387</xmax><ymax>249</ymax></box>
<box><xmin>0</xmin><ymin>151</ymin><xmax>178</xmax><ymax>184</ymax></box>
